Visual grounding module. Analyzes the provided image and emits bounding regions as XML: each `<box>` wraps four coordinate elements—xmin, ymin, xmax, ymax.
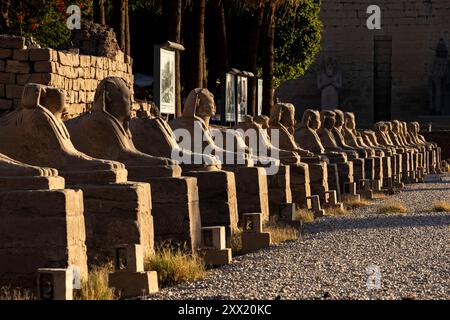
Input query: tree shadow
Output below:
<box><xmin>305</xmin><ymin>214</ymin><xmax>450</xmax><ymax>234</ymax></box>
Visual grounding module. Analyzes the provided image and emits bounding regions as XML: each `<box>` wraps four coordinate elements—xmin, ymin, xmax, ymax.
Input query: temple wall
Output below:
<box><xmin>276</xmin><ymin>0</ymin><xmax>450</xmax><ymax>125</ymax></box>
<box><xmin>0</xmin><ymin>35</ymin><xmax>133</xmax><ymax>119</ymax></box>
<box><xmin>422</xmin><ymin>130</ymin><xmax>450</xmax><ymax>161</ymax></box>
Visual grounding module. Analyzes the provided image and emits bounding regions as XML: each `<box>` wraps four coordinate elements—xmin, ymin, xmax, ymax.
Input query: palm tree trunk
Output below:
<box><xmin>167</xmin><ymin>0</ymin><xmax>182</xmax><ymax>117</ymax></box>
<box><xmin>246</xmin><ymin>5</ymin><xmax>264</xmax><ymax>116</ymax></box>
<box><xmin>188</xmin><ymin>0</ymin><xmax>206</xmax><ymax>91</ymax></box>
<box><xmin>262</xmin><ymin>2</ymin><xmax>276</xmax><ymax>116</ymax></box>
<box><xmin>207</xmin><ymin>0</ymin><xmax>228</xmax><ymax>97</ymax></box>
<box><xmin>94</xmin><ymin>0</ymin><xmax>106</xmax><ymax>25</ymax></box>
<box><xmin>0</xmin><ymin>0</ymin><xmax>11</xmax><ymax>33</ymax></box>
<box><xmin>125</xmin><ymin>0</ymin><xmax>131</xmax><ymax>59</ymax></box>
<box><xmin>111</xmin><ymin>0</ymin><xmax>126</xmax><ymax>51</ymax></box>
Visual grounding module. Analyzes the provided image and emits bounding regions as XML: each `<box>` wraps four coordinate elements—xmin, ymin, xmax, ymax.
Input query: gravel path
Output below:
<box><xmin>151</xmin><ymin>175</ymin><xmax>450</xmax><ymax>300</ymax></box>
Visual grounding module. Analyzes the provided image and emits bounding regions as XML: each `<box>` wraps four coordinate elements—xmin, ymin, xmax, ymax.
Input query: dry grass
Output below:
<box><xmin>265</xmin><ymin>221</ymin><xmax>299</xmax><ymax>244</ymax></box>
<box><xmin>231</xmin><ymin>228</ymin><xmax>243</xmax><ymax>255</ymax></box>
<box><xmin>431</xmin><ymin>201</ymin><xmax>450</xmax><ymax>213</ymax></box>
<box><xmin>344</xmin><ymin>198</ymin><xmax>372</xmax><ymax>210</ymax></box>
<box><xmin>376</xmin><ymin>201</ymin><xmax>408</xmax><ymax>214</ymax></box>
<box><xmin>372</xmin><ymin>192</ymin><xmax>387</xmax><ymax>200</ymax></box>
<box><xmin>0</xmin><ymin>286</ymin><xmax>34</xmax><ymax>300</ymax></box>
<box><xmin>326</xmin><ymin>206</ymin><xmax>349</xmax><ymax>216</ymax></box>
<box><xmin>75</xmin><ymin>263</ymin><xmax>117</xmax><ymax>300</ymax></box>
<box><xmin>294</xmin><ymin>209</ymin><xmax>315</xmax><ymax>223</ymax></box>
<box><xmin>145</xmin><ymin>245</ymin><xmax>206</xmax><ymax>288</ymax></box>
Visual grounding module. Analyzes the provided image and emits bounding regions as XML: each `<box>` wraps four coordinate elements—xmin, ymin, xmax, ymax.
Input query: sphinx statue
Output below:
<box><xmin>0</xmin><ymin>153</ymin><xmax>57</xmax><ymax>178</ymax></box>
<box><xmin>373</xmin><ymin>121</ymin><xmax>405</xmax><ymax>185</ymax></box>
<box><xmin>317</xmin><ymin>110</ymin><xmax>365</xmax><ymax>194</ymax></box>
<box><xmin>360</xmin><ymin>129</ymin><xmax>395</xmax><ymax>187</ymax></box>
<box><xmin>233</xmin><ymin>115</ymin><xmax>320</xmax><ymax>215</ymax></box>
<box><xmin>0</xmin><ymin>83</ymin><xmax>127</xmax><ymax>185</ymax></box>
<box><xmin>408</xmin><ymin>122</ymin><xmax>440</xmax><ymax>173</ymax></box>
<box><xmin>170</xmin><ymin>88</ymin><xmax>270</xmax><ymax>223</ymax></box>
<box><xmin>388</xmin><ymin>120</ymin><xmax>417</xmax><ymax>182</ymax></box>
<box><xmin>254</xmin><ymin>115</ymin><xmax>270</xmax><ymax>129</ymax></box>
<box><xmin>342</xmin><ymin>112</ymin><xmax>384</xmax><ymax>189</ymax></box>
<box><xmin>0</xmin><ymin>153</ymin><xmax>88</xmax><ymax>288</ymax></box>
<box><xmin>66</xmin><ymin>77</ymin><xmax>181</xmax><ymax>177</ymax></box>
<box><xmin>295</xmin><ymin>109</ymin><xmax>356</xmax><ymax>199</ymax></box>
<box><xmin>268</xmin><ymin>103</ymin><xmax>331</xmax><ymax>204</ymax></box>
<box><xmin>130</xmin><ymin>108</ymin><xmax>239</xmax><ymax>241</ymax></box>
<box><xmin>0</xmin><ymin>83</ymin><xmax>150</xmax><ymax>270</ymax></box>
<box><xmin>65</xmin><ymin>77</ymin><xmax>202</xmax><ymax>251</ymax></box>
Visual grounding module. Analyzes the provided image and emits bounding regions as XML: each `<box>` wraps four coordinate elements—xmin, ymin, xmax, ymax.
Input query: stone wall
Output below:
<box><xmin>0</xmin><ymin>35</ymin><xmax>133</xmax><ymax>118</ymax></box>
<box><xmin>422</xmin><ymin>131</ymin><xmax>450</xmax><ymax>161</ymax></box>
<box><xmin>276</xmin><ymin>0</ymin><xmax>450</xmax><ymax>125</ymax></box>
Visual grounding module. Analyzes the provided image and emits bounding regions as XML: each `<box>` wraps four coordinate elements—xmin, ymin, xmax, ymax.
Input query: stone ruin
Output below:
<box><xmin>61</xmin><ymin>20</ymin><xmax>121</xmax><ymax>59</ymax></box>
<box><xmin>0</xmin><ymin>34</ymin><xmax>133</xmax><ymax>118</ymax></box>
<box><xmin>0</xmin><ymin>33</ymin><xmax>443</xmax><ymax>298</ymax></box>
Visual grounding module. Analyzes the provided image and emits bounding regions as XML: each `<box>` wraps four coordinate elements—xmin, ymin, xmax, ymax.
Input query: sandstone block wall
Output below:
<box><xmin>276</xmin><ymin>0</ymin><xmax>450</xmax><ymax>125</ymax></box>
<box><xmin>0</xmin><ymin>35</ymin><xmax>133</xmax><ymax>118</ymax></box>
<box><xmin>422</xmin><ymin>131</ymin><xmax>450</xmax><ymax>161</ymax></box>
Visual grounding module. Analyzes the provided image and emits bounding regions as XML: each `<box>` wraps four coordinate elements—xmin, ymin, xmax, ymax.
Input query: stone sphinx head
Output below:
<box><xmin>333</xmin><ymin>109</ymin><xmax>345</xmax><ymax>128</ymax></box>
<box><xmin>344</xmin><ymin>112</ymin><xmax>356</xmax><ymax>131</ymax></box>
<box><xmin>320</xmin><ymin>111</ymin><xmax>336</xmax><ymax>130</ymax></box>
<box><xmin>21</xmin><ymin>83</ymin><xmax>67</xmax><ymax>120</ymax></box>
<box><xmin>280</xmin><ymin>103</ymin><xmax>296</xmax><ymax>132</ymax></box>
<box><xmin>391</xmin><ymin>120</ymin><xmax>401</xmax><ymax>134</ymax></box>
<box><xmin>93</xmin><ymin>77</ymin><xmax>131</xmax><ymax>130</ymax></box>
<box><xmin>40</xmin><ymin>87</ymin><xmax>67</xmax><ymax>120</ymax></box>
<box><xmin>269</xmin><ymin>103</ymin><xmax>288</xmax><ymax>127</ymax></box>
<box><xmin>21</xmin><ymin>83</ymin><xmax>42</xmax><ymax>109</ymax></box>
<box><xmin>183</xmin><ymin>88</ymin><xmax>216</xmax><ymax>125</ymax></box>
<box><xmin>254</xmin><ymin>115</ymin><xmax>270</xmax><ymax>129</ymax></box>
<box><xmin>300</xmin><ymin>109</ymin><xmax>321</xmax><ymax>130</ymax></box>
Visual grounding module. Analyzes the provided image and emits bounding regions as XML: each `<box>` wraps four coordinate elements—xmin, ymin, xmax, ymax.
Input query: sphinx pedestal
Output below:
<box><xmin>265</xmin><ymin>165</ymin><xmax>293</xmax><ymax>216</ymax></box>
<box><xmin>301</xmin><ymin>160</ymin><xmax>329</xmax><ymax>203</ymax></box>
<box><xmin>0</xmin><ymin>181</ymin><xmax>88</xmax><ymax>288</ymax></box>
<box><xmin>289</xmin><ymin>163</ymin><xmax>312</xmax><ymax>209</ymax></box>
<box><xmin>76</xmin><ymin>181</ymin><xmax>155</xmax><ymax>264</ymax></box>
<box><xmin>223</xmin><ymin>166</ymin><xmax>270</xmax><ymax>224</ymax></box>
<box><xmin>126</xmin><ymin>170</ymin><xmax>202</xmax><ymax>252</ymax></box>
<box><xmin>184</xmin><ymin>170</ymin><xmax>239</xmax><ymax>243</ymax></box>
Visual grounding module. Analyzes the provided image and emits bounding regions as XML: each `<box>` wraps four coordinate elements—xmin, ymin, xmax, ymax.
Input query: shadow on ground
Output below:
<box><xmin>304</xmin><ymin>214</ymin><xmax>450</xmax><ymax>234</ymax></box>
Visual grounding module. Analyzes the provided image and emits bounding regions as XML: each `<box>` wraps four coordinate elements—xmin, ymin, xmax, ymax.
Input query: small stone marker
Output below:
<box><xmin>342</xmin><ymin>182</ymin><xmax>361</xmax><ymax>202</ymax></box>
<box><xmin>359</xmin><ymin>179</ymin><xmax>374</xmax><ymax>200</ymax></box>
<box><xmin>306</xmin><ymin>195</ymin><xmax>325</xmax><ymax>217</ymax></box>
<box><xmin>279</xmin><ymin>203</ymin><xmax>296</xmax><ymax>221</ymax></box>
<box><xmin>37</xmin><ymin>268</ymin><xmax>74</xmax><ymax>300</ymax></box>
<box><xmin>324</xmin><ymin>190</ymin><xmax>344</xmax><ymax>211</ymax></box>
<box><xmin>108</xmin><ymin>244</ymin><xmax>159</xmax><ymax>298</ymax></box>
<box><xmin>200</xmin><ymin>226</ymin><xmax>232</xmax><ymax>266</ymax></box>
<box><xmin>241</xmin><ymin>213</ymin><xmax>271</xmax><ymax>254</ymax></box>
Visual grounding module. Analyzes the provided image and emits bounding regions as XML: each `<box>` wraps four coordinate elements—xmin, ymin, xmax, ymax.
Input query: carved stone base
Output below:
<box><xmin>224</xmin><ymin>166</ymin><xmax>270</xmax><ymax>225</ymax></box>
<box><xmin>265</xmin><ymin>165</ymin><xmax>292</xmax><ymax>217</ymax></box>
<box><xmin>0</xmin><ymin>189</ymin><xmax>88</xmax><ymax>288</ymax></box>
<box><xmin>144</xmin><ymin>177</ymin><xmax>201</xmax><ymax>252</ymax></box>
<box><xmin>241</xmin><ymin>232</ymin><xmax>271</xmax><ymax>254</ymax></box>
<box><xmin>185</xmin><ymin>170</ymin><xmax>238</xmax><ymax>243</ymax></box>
<box><xmin>77</xmin><ymin>182</ymin><xmax>154</xmax><ymax>265</ymax></box>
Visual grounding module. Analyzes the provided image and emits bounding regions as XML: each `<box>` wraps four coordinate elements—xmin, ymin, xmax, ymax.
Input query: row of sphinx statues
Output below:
<box><xmin>0</xmin><ymin>77</ymin><xmax>442</xmax><ymax>288</ymax></box>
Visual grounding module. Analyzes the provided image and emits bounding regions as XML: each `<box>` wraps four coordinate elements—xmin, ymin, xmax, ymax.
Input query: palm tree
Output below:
<box><xmin>93</xmin><ymin>0</ymin><xmax>106</xmax><ymax>25</ymax></box>
<box><xmin>167</xmin><ymin>0</ymin><xmax>183</xmax><ymax>116</ymax></box>
<box><xmin>240</xmin><ymin>0</ymin><xmax>302</xmax><ymax>115</ymax></box>
<box><xmin>0</xmin><ymin>0</ymin><xmax>11</xmax><ymax>33</ymax></box>
<box><xmin>187</xmin><ymin>0</ymin><xmax>207</xmax><ymax>91</ymax></box>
